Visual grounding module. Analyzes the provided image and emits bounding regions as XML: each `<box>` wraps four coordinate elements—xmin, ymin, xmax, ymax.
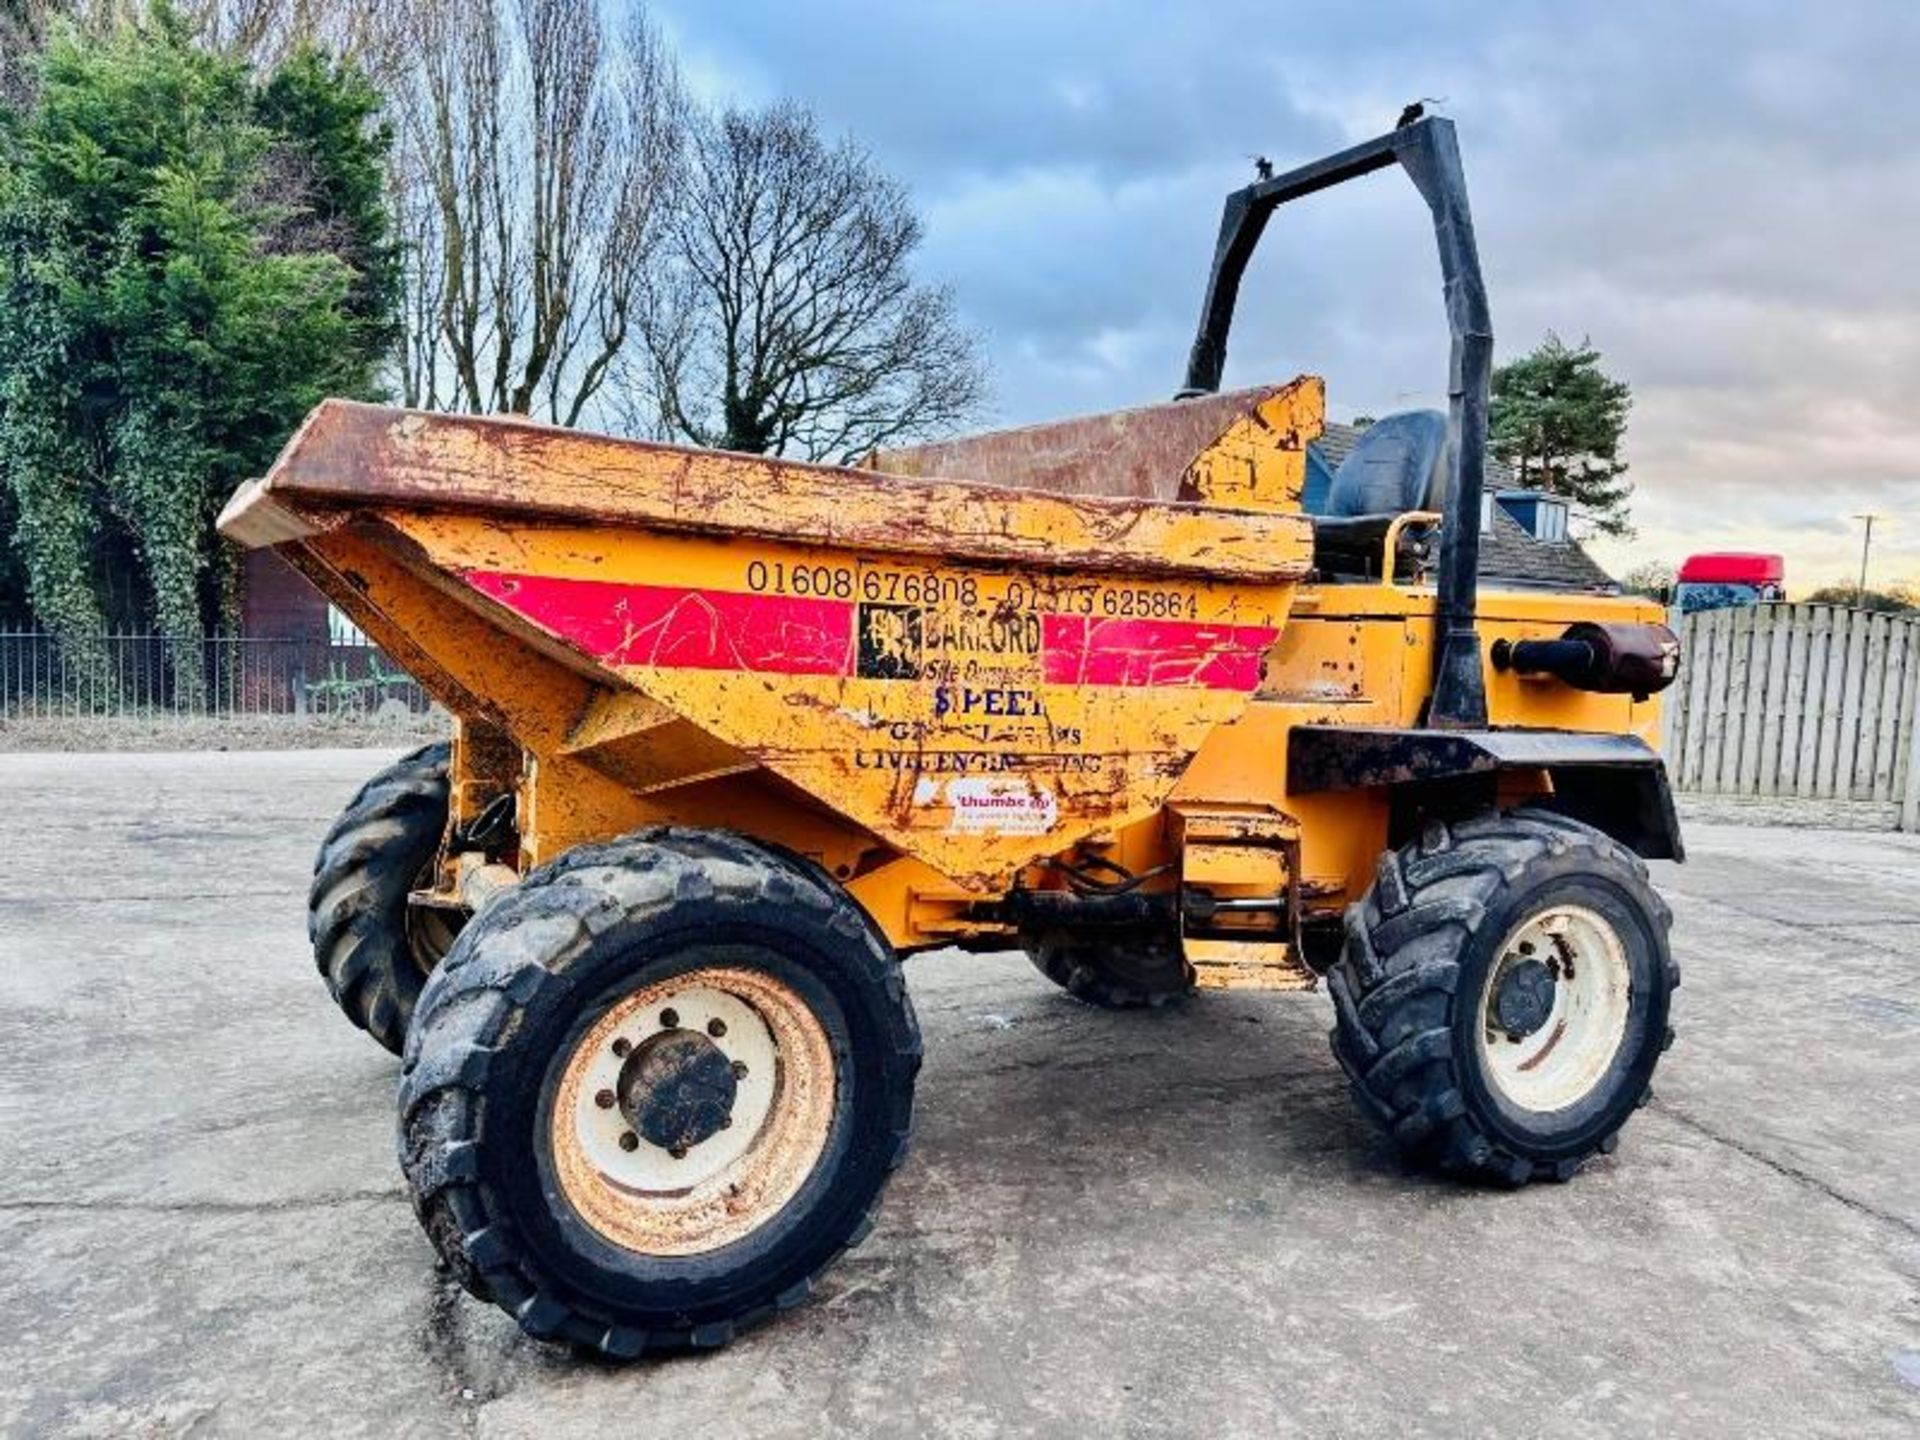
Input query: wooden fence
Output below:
<box><xmin>1660</xmin><ymin>604</ymin><xmax>1920</xmax><ymax>829</ymax></box>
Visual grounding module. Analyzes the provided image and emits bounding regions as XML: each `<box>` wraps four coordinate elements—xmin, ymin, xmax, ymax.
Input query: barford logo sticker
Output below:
<box><xmin>856</xmin><ymin>602</ymin><xmax>923</xmax><ymax>679</ymax></box>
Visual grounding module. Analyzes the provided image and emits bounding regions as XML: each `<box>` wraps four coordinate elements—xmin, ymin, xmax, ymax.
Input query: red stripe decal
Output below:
<box><xmin>466</xmin><ymin>571</ymin><xmax>854</xmax><ymax>676</ymax></box>
<box><xmin>1041</xmin><ymin>614</ymin><xmax>1276</xmax><ymax>690</ymax></box>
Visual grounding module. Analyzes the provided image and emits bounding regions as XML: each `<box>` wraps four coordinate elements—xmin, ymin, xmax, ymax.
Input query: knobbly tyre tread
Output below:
<box><xmin>308</xmin><ymin>741</ymin><xmax>452</xmax><ymax>1055</ymax></box>
<box><xmin>1024</xmin><ymin>929</ymin><xmax>1193</xmax><ymax>1009</ymax></box>
<box><xmin>399</xmin><ymin>827</ymin><xmax>922</xmax><ymax>1358</ymax></box>
<box><xmin>1327</xmin><ymin>807</ymin><xmax>1678</xmax><ymax>1185</ymax></box>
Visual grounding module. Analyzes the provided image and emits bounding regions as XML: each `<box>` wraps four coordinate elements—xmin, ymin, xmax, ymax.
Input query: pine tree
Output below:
<box><xmin>1489</xmin><ymin>333</ymin><xmax>1634</xmax><ymax>539</ymax></box>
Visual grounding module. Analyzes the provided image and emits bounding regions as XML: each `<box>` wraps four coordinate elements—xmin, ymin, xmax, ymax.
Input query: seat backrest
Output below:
<box><xmin>1322</xmin><ymin>410</ymin><xmax>1449</xmax><ymax>517</ymax></box>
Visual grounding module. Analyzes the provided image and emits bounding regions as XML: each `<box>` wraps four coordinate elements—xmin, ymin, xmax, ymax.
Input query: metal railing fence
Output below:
<box><xmin>0</xmin><ymin>631</ymin><xmax>432</xmax><ymax>719</ymax></box>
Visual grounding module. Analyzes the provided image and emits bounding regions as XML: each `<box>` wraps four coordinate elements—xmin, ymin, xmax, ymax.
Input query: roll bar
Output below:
<box><xmin>1179</xmin><ymin>116</ymin><xmax>1492</xmax><ymax>728</ymax></box>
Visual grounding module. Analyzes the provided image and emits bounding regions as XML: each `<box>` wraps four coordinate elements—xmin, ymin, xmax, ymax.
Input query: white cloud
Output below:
<box><xmin>653</xmin><ymin>0</ymin><xmax>1920</xmax><ymax>589</ymax></box>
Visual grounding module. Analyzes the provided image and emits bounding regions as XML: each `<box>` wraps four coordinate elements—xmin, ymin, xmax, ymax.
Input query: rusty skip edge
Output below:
<box><xmin>216</xmin><ymin>476</ymin><xmax>316</xmax><ymax>548</ymax></box>
<box><xmin>215</xmin><ymin>395</ymin><xmax>341</xmax><ymax>546</ymax></box>
<box><xmin>216</xmin><ymin>399</ymin><xmax>1315</xmax><ymax>583</ymax></box>
<box><xmin>870</xmin><ymin>380</ymin><xmax>1312</xmax><ymax>501</ymax></box>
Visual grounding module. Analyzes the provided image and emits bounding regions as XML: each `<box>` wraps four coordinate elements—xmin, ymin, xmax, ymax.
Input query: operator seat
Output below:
<box><xmin>1313</xmin><ymin>409</ymin><xmax>1450</xmax><ymax>577</ymax></box>
<box><xmin>1323</xmin><ymin>409</ymin><xmax>1449</xmax><ymax>516</ymax></box>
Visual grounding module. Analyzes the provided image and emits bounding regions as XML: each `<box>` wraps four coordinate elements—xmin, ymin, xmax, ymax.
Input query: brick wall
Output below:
<box><xmin>241</xmin><ymin>549</ymin><xmax>330</xmax><ymax>642</ymax></box>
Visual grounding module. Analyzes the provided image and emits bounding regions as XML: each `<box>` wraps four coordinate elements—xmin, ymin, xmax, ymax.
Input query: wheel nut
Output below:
<box><xmin>660</xmin><ymin>1008</ymin><xmax>680</xmax><ymax>1029</ymax></box>
<box><xmin>611</xmin><ymin>1037</ymin><xmax>631</xmax><ymax>1058</ymax></box>
<box><xmin>720</xmin><ymin>1115</ymin><xmax>732</xmax><ymax>1129</ymax></box>
<box><xmin>594</xmin><ymin>1088</ymin><xmax>616</xmax><ymax>1109</ymax></box>
<box><xmin>731</xmin><ymin>1060</ymin><xmax>748</xmax><ymax>1079</ymax></box>
<box><xmin>668</xmin><ymin>1144</ymin><xmax>687</xmax><ymax>1160</ymax></box>
<box><xmin>618</xmin><ymin>1131</ymin><xmax>639</xmax><ymax>1152</ymax></box>
<box><xmin>707</xmin><ymin>1018</ymin><xmax>727</xmax><ymax>1038</ymax></box>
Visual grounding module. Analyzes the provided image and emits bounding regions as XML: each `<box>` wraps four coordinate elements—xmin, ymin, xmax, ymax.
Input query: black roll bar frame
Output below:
<box><xmin>1179</xmin><ymin>117</ymin><xmax>1492</xmax><ymax>728</ymax></box>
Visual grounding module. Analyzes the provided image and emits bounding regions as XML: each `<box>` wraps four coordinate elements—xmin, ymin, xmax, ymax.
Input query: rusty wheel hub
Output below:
<box><xmin>618</xmin><ymin>1028</ymin><xmax>738</xmax><ymax>1156</ymax></box>
<box><xmin>549</xmin><ymin>965</ymin><xmax>837</xmax><ymax>1257</ymax></box>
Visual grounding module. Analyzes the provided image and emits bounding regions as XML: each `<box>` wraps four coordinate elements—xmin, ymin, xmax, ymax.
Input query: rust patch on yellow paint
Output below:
<box><xmin>1176</xmin><ymin>378</ymin><xmax>1321</xmax><ymax>511</ymax></box>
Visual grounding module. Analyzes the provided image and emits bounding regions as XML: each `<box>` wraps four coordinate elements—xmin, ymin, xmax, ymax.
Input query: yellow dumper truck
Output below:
<box><xmin>220</xmin><ymin>117</ymin><xmax>1682</xmax><ymax>1357</ymax></box>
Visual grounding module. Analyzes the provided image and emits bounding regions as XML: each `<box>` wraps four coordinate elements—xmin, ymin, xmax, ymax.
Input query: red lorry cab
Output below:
<box><xmin>1677</xmin><ymin>553</ymin><xmax>1785</xmax><ymax>587</ymax></box>
<box><xmin>1674</xmin><ymin>553</ymin><xmax>1786</xmax><ymax>614</ymax></box>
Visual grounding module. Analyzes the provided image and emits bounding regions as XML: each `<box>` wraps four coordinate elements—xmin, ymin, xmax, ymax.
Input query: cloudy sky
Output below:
<box><xmin>652</xmin><ymin>1</ymin><xmax>1920</xmax><ymax>589</ymax></box>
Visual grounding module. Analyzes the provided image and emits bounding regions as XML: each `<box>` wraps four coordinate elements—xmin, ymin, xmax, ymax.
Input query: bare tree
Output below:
<box><xmin>379</xmin><ymin>0</ymin><xmax>683</xmax><ymax>424</ymax></box>
<box><xmin>1</xmin><ymin>0</ymin><xmax>62</xmax><ymax>107</ymax></box>
<box><xmin>637</xmin><ymin>101</ymin><xmax>986</xmax><ymax>462</ymax></box>
<box><xmin>172</xmin><ymin>0</ymin><xmax>408</xmax><ymax>77</ymax></box>
<box><xmin>388</xmin><ymin>145</ymin><xmax>449</xmax><ymax>408</ymax></box>
<box><xmin>79</xmin><ymin>3</ymin><xmax>984</xmax><ymax>452</ymax></box>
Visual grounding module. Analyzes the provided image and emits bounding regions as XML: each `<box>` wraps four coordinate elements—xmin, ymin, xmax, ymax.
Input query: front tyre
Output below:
<box><xmin>399</xmin><ymin>828</ymin><xmax>920</xmax><ymax>1357</ymax></box>
<box><xmin>1328</xmin><ymin>808</ymin><xmax>1677</xmax><ymax>1185</ymax></box>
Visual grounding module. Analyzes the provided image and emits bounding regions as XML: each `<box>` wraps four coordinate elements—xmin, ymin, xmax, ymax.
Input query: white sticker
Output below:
<box><xmin>943</xmin><ymin>777</ymin><xmax>1058</xmax><ymax>835</ymax></box>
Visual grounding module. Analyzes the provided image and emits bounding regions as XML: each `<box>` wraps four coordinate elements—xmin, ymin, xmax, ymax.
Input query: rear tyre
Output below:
<box><xmin>1328</xmin><ymin>808</ymin><xmax>1677</xmax><ymax>1185</ymax></box>
<box><xmin>399</xmin><ymin>827</ymin><xmax>921</xmax><ymax>1358</ymax></box>
<box><xmin>309</xmin><ymin>741</ymin><xmax>458</xmax><ymax>1056</ymax></box>
<box><xmin>1023</xmin><ymin>928</ymin><xmax>1193</xmax><ymax>1009</ymax></box>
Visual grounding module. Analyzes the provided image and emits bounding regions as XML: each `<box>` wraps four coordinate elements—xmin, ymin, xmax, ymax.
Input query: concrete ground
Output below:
<box><xmin>1</xmin><ymin>750</ymin><xmax>1916</xmax><ymax>1439</ymax></box>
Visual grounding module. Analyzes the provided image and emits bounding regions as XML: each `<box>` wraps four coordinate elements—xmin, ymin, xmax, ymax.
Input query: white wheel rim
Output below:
<box><xmin>1477</xmin><ymin>904</ymin><xmax>1632</xmax><ymax>1114</ymax></box>
<box><xmin>549</xmin><ymin>965</ymin><xmax>837</xmax><ymax>1257</ymax></box>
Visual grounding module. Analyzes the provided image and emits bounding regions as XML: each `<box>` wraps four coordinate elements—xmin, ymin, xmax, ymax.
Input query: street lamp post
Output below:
<box><xmin>1854</xmin><ymin>513</ymin><xmax>1885</xmax><ymax>607</ymax></box>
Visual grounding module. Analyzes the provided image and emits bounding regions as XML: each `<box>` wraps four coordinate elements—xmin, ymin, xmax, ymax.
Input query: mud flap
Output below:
<box><xmin>1286</xmin><ymin>726</ymin><xmax>1684</xmax><ymax>862</ymax></box>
